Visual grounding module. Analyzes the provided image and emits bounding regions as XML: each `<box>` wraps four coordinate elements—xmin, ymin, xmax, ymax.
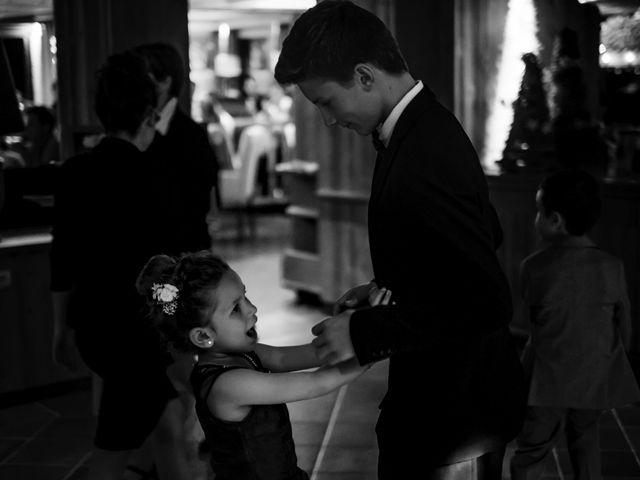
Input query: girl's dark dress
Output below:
<box><xmin>191</xmin><ymin>352</ymin><xmax>309</xmax><ymax>480</ymax></box>
<box><xmin>50</xmin><ymin>137</ymin><xmax>177</xmax><ymax>450</ymax></box>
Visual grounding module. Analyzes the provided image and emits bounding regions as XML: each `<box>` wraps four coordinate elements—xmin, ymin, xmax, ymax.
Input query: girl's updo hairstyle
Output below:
<box><xmin>136</xmin><ymin>250</ymin><xmax>231</xmax><ymax>352</ymax></box>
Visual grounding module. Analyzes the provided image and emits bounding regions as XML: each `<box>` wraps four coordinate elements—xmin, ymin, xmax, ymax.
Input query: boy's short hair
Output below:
<box><xmin>25</xmin><ymin>106</ymin><xmax>55</xmax><ymax>130</ymax></box>
<box><xmin>134</xmin><ymin>43</ymin><xmax>185</xmax><ymax>97</ymax></box>
<box><xmin>94</xmin><ymin>51</ymin><xmax>157</xmax><ymax>136</ymax></box>
<box><xmin>274</xmin><ymin>0</ymin><xmax>408</xmax><ymax>85</ymax></box>
<box><xmin>539</xmin><ymin>169</ymin><xmax>602</xmax><ymax>236</ymax></box>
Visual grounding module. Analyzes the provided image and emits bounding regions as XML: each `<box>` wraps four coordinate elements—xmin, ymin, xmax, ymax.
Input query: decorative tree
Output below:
<box><xmin>601</xmin><ymin>9</ymin><xmax>640</xmax><ymax>52</ymax></box>
<box><xmin>549</xmin><ymin>28</ymin><xmax>606</xmax><ymax>172</ymax></box>
<box><xmin>501</xmin><ymin>52</ymin><xmax>553</xmax><ymax>172</ymax></box>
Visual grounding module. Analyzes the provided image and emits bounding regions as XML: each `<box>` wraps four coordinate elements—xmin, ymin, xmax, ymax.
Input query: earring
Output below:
<box><xmin>205</xmin><ymin>339</ymin><xmax>214</xmax><ymax>347</ymax></box>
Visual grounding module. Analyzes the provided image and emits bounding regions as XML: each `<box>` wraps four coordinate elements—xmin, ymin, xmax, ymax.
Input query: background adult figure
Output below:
<box><xmin>21</xmin><ymin>105</ymin><xmax>60</xmax><ymax>167</ymax></box>
<box><xmin>275</xmin><ymin>2</ymin><xmax>526</xmax><ymax>479</ymax></box>
<box><xmin>50</xmin><ymin>51</ymin><xmax>191</xmax><ymax>480</ymax></box>
<box><xmin>133</xmin><ymin>42</ymin><xmax>220</xmax><ymax>253</ymax></box>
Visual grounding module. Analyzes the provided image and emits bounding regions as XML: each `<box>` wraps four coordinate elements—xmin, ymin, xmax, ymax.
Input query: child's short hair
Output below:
<box><xmin>538</xmin><ymin>169</ymin><xmax>602</xmax><ymax>236</ymax></box>
<box><xmin>94</xmin><ymin>51</ymin><xmax>157</xmax><ymax>136</ymax></box>
<box><xmin>274</xmin><ymin>0</ymin><xmax>408</xmax><ymax>85</ymax></box>
<box><xmin>136</xmin><ymin>250</ymin><xmax>230</xmax><ymax>352</ymax></box>
<box><xmin>133</xmin><ymin>42</ymin><xmax>185</xmax><ymax>97</ymax></box>
<box><xmin>25</xmin><ymin>105</ymin><xmax>55</xmax><ymax>130</ymax></box>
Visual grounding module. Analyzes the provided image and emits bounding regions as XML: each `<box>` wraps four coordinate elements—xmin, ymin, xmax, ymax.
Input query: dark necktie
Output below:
<box><xmin>371</xmin><ymin>130</ymin><xmax>386</xmax><ymax>154</ymax></box>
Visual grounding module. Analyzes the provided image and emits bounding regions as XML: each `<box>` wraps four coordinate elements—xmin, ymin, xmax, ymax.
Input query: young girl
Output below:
<box><xmin>136</xmin><ymin>250</ymin><xmax>391</xmax><ymax>480</ymax></box>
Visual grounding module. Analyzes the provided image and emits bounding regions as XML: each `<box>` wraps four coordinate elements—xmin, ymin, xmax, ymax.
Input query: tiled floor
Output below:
<box><xmin>1</xmin><ymin>213</ymin><xmax>640</xmax><ymax>480</ymax></box>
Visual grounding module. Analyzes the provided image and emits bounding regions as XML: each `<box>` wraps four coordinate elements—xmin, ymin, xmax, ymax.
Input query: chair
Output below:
<box><xmin>218</xmin><ymin>123</ymin><xmax>277</xmax><ymax>239</ymax></box>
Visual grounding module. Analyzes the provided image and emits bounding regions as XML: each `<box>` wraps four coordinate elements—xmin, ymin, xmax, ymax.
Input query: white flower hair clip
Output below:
<box><xmin>151</xmin><ymin>283</ymin><xmax>179</xmax><ymax>315</ymax></box>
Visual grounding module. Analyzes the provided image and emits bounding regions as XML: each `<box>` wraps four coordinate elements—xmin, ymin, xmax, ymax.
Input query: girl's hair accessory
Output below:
<box><xmin>151</xmin><ymin>283</ymin><xmax>179</xmax><ymax>315</ymax></box>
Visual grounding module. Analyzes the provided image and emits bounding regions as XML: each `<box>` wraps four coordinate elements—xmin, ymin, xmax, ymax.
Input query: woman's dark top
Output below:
<box><xmin>191</xmin><ymin>352</ymin><xmax>309</xmax><ymax>480</ymax></box>
<box><xmin>50</xmin><ymin>137</ymin><xmax>171</xmax><ymax>376</ymax></box>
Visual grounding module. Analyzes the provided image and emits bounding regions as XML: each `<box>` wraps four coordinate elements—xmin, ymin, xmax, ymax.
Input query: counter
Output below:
<box><xmin>0</xmin><ymin>228</ymin><xmax>89</xmax><ymax>398</ymax></box>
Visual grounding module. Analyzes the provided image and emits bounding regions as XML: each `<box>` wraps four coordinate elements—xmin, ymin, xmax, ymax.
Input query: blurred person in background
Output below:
<box><xmin>50</xmin><ymin>50</ymin><xmax>193</xmax><ymax>480</ymax></box>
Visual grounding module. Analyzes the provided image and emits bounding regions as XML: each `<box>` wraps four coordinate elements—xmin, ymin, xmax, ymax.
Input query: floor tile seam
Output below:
<box><xmin>1</xmin><ymin>460</ymin><xmax>87</xmax><ymax>467</ymax></box>
<box><xmin>551</xmin><ymin>447</ymin><xmax>565</xmax><ymax>480</ymax></box>
<box><xmin>0</xmin><ymin>414</ymin><xmax>59</xmax><ymax>465</ymax></box>
<box><xmin>34</xmin><ymin>401</ymin><xmax>63</xmax><ymax>417</ymax></box>
<box><xmin>61</xmin><ymin>450</ymin><xmax>92</xmax><ymax>480</ymax></box>
<box><xmin>310</xmin><ymin>384</ymin><xmax>349</xmax><ymax>480</ymax></box>
<box><xmin>611</xmin><ymin>408</ymin><xmax>640</xmax><ymax>471</ymax></box>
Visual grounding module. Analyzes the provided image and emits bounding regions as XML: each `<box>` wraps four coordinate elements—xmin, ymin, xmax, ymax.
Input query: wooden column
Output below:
<box><xmin>53</xmin><ymin>0</ymin><xmax>190</xmax><ymax>160</ymax></box>
<box><xmin>293</xmin><ymin>79</ymin><xmax>375</xmax><ymax>303</ymax></box>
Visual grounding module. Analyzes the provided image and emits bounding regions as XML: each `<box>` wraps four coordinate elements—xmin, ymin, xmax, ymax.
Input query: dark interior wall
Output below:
<box><xmin>2</xmin><ymin>38</ymin><xmax>28</xmax><ymax>98</ymax></box>
<box><xmin>54</xmin><ymin>0</ymin><xmax>190</xmax><ymax>159</ymax></box>
<box><xmin>0</xmin><ymin>40</ymin><xmax>25</xmax><ymax>135</ymax></box>
<box><xmin>109</xmin><ymin>1</ymin><xmax>191</xmax><ymax>111</ymax></box>
<box><xmin>394</xmin><ymin>1</ymin><xmax>455</xmax><ymax>111</ymax></box>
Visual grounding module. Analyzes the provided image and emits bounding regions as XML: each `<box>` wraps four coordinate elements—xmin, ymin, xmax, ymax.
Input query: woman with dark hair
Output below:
<box><xmin>50</xmin><ymin>51</ymin><xmax>191</xmax><ymax>480</ymax></box>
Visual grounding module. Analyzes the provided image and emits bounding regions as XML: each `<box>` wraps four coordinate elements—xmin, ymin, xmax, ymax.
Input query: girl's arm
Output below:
<box><xmin>255</xmin><ymin>288</ymin><xmax>392</xmax><ymax>372</ymax></box>
<box><xmin>254</xmin><ymin>343</ymin><xmax>319</xmax><ymax>372</ymax></box>
<box><xmin>208</xmin><ymin>357</ymin><xmax>369</xmax><ymax>420</ymax></box>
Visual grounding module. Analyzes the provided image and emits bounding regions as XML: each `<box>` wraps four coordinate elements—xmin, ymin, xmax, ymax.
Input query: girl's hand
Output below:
<box><xmin>369</xmin><ymin>287</ymin><xmax>392</xmax><ymax>306</ymax></box>
<box><xmin>332</xmin><ymin>282</ymin><xmax>378</xmax><ymax>314</ymax></box>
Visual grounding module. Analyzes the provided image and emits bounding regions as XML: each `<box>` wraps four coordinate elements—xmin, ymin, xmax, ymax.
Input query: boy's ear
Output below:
<box><xmin>189</xmin><ymin>327</ymin><xmax>215</xmax><ymax>349</ymax></box>
<box><xmin>354</xmin><ymin>64</ymin><xmax>375</xmax><ymax>90</ymax></box>
<box><xmin>151</xmin><ymin>73</ymin><xmax>172</xmax><ymax>97</ymax></box>
<box><xmin>549</xmin><ymin>211</ymin><xmax>567</xmax><ymax>233</ymax></box>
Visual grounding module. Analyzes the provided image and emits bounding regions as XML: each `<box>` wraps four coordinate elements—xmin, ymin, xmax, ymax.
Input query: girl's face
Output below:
<box><xmin>207</xmin><ymin>269</ymin><xmax>258</xmax><ymax>353</ymax></box>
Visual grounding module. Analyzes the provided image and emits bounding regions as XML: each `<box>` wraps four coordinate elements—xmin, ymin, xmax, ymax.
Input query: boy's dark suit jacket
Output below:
<box><xmin>350</xmin><ymin>85</ymin><xmax>526</xmax><ymax>469</ymax></box>
<box><xmin>144</xmin><ymin>107</ymin><xmax>218</xmax><ymax>254</ymax></box>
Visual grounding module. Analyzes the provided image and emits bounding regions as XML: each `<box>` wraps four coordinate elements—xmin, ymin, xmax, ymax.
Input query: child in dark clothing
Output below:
<box><xmin>510</xmin><ymin>169</ymin><xmax>640</xmax><ymax>480</ymax></box>
<box><xmin>136</xmin><ymin>250</ymin><xmax>390</xmax><ymax>480</ymax></box>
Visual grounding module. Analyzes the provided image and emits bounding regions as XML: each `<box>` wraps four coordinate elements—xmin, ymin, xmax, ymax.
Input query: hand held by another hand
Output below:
<box><xmin>369</xmin><ymin>287</ymin><xmax>392</xmax><ymax>306</ymax></box>
<box><xmin>313</xmin><ymin>288</ymin><xmax>392</xmax><ymax>366</ymax></box>
<box><xmin>332</xmin><ymin>281</ymin><xmax>379</xmax><ymax>314</ymax></box>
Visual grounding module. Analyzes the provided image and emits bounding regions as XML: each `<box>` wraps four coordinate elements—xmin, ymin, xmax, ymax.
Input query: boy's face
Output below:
<box><xmin>298</xmin><ymin>74</ymin><xmax>382</xmax><ymax>136</ymax></box>
<box><xmin>138</xmin><ymin>109</ymin><xmax>159</xmax><ymax>151</ymax></box>
<box><xmin>534</xmin><ymin>188</ymin><xmax>564</xmax><ymax>240</ymax></box>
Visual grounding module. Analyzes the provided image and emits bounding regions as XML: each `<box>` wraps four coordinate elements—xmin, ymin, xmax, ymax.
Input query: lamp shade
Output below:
<box><xmin>214</xmin><ymin>52</ymin><xmax>241</xmax><ymax>78</ymax></box>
